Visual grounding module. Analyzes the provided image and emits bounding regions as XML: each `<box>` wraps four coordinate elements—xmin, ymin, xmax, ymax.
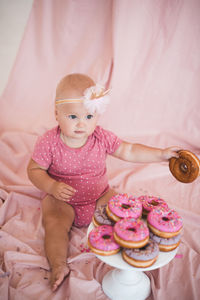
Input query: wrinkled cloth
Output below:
<box><xmin>0</xmin><ymin>0</ymin><xmax>200</xmax><ymax>299</ymax></box>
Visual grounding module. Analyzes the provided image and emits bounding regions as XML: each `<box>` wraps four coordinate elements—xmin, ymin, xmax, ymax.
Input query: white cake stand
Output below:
<box><xmin>87</xmin><ymin>223</ymin><xmax>178</xmax><ymax>300</ymax></box>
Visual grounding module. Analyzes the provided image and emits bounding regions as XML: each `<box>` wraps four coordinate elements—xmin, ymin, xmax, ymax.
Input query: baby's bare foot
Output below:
<box><xmin>51</xmin><ymin>265</ymin><xmax>70</xmax><ymax>292</ymax></box>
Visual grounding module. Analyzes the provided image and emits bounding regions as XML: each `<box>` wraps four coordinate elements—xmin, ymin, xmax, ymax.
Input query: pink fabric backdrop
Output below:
<box><xmin>0</xmin><ymin>0</ymin><xmax>200</xmax><ymax>299</ymax></box>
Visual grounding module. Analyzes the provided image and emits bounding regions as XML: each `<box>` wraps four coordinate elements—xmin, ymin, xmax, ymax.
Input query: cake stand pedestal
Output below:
<box><xmin>87</xmin><ymin>223</ymin><xmax>178</xmax><ymax>300</ymax></box>
<box><xmin>102</xmin><ymin>268</ymin><xmax>151</xmax><ymax>300</ymax></box>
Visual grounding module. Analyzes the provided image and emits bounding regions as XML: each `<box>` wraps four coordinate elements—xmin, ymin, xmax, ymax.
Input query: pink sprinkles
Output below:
<box><xmin>80</xmin><ymin>243</ymin><xmax>91</xmax><ymax>253</ymax></box>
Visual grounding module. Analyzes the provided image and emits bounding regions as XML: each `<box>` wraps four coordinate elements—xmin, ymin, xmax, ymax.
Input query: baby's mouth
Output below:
<box><xmin>74</xmin><ymin>130</ymin><xmax>85</xmax><ymax>134</ymax></box>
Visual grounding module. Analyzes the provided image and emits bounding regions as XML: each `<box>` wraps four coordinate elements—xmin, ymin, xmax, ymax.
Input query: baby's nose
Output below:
<box><xmin>77</xmin><ymin>120</ymin><xmax>85</xmax><ymax>128</ymax></box>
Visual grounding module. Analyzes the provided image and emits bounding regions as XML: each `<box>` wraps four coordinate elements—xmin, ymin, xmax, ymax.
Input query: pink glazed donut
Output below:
<box><xmin>147</xmin><ymin>208</ymin><xmax>183</xmax><ymax>238</ymax></box>
<box><xmin>88</xmin><ymin>225</ymin><xmax>120</xmax><ymax>256</ymax></box>
<box><xmin>106</xmin><ymin>193</ymin><xmax>142</xmax><ymax>222</ymax></box>
<box><xmin>138</xmin><ymin>195</ymin><xmax>168</xmax><ymax>216</ymax></box>
<box><xmin>114</xmin><ymin>218</ymin><xmax>149</xmax><ymax>248</ymax></box>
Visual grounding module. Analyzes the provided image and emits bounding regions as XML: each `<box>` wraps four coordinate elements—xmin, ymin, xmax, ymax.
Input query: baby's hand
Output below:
<box><xmin>162</xmin><ymin>146</ymin><xmax>181</xmax><ymax>161</ymax></box>
<box><xmin>50</xmin><ymin>181</ymin><xmax>76</xmax><ymax>202</ymax></box>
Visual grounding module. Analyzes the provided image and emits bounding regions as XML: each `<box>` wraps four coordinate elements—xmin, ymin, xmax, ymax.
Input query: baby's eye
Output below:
<box><xmin>86</xmin><ymin>115</ymin><xmax>93</xmax><ymax>119</ymax></box>
<box><xmin>68</xmin><ymin>115</ymin><xmax>77</xmax><ymax>119</ymax></box>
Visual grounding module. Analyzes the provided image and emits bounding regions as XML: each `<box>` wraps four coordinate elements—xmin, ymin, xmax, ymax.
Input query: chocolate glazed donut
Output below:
<box><xmin>169</xmin><ymin>150</ymin><xmax>200</xmax><ymax>183</ymax></box>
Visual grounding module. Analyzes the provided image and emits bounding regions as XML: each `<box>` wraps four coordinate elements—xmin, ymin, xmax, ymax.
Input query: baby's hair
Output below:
<box><xmin>56</xmin><ymin>73</ymin><xmax>95</xmax><ymax>101</ymax></box>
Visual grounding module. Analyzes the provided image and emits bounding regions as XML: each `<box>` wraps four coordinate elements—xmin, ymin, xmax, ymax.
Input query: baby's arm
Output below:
<box><xmin>27</xmin><ymin>159</ymin><xmax>76</xmax><ymax>201</ymax></box>
<box><xmin>112</xmin><ymin>141</ymin><xmax>180</xmax><ymax>163</ymax></box>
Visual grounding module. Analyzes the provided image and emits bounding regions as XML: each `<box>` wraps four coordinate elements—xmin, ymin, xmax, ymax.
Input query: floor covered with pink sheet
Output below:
<box><xmin>0</xmin><ymin>1</ymin><xmax>200</xmax><ymax>299</ymax></box>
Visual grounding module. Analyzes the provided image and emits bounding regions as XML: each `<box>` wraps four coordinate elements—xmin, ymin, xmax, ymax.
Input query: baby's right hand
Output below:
<box><xmin>50</xmin><ymin>181</ymin><xmax>76</xmax><ymax>202</ymax></box>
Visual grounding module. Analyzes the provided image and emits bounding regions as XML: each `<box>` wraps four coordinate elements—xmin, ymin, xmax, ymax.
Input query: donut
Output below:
<box><xmin>150</xmin><ymin>231</ymin><xmax>181</xmax><ymax>252</ymax></box>
<box><xmin>113</xmin><ymin>218</ymin><xmax>149</xmax><ymax>248</ymax></box>
<box><xmin>138</xmin><ymin>195</ymin><xmax>168</xmax><ymax>216</ymax></box>
<box><xmin>169</xmin><ymin>150</ymin><xmax>200</xmax><ymax>183</ymax></box>
<box><xmin>106</xmin><ymin>193</ymin><xmax>142</xmax><ymax>222</ymax></box>
<box><xmin>88</xmin><ymin>225</ymin><xmax>120</xmax><ymax>256</ymax></box>
<box><xmin>122</xmin><ymin>239</ymin><xmax>159</xmax><ymax>268</ymax></box>
<box><xmin>147</xmin><ymin>208</ymin><xmax>183</xmax><ymax>238</ymax></box>
<box><xmin>92</xmin><ymin>204</ymin><xmax>115</xmax><ymax>227</ymax></box>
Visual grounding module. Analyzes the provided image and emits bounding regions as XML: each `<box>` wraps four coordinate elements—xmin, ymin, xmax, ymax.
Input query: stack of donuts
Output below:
<box><xmin>88</xmin><ymin>193</ymin><xmax>183</xmax><ymax>268</ymax></box>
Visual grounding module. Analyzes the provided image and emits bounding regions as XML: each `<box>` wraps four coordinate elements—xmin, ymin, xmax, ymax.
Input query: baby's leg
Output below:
<box><xmin>96</xmin><ymin>188</ymin><xmax>117</xmax><ymax>207</ymax></box>
<box><xmin>42</xmin><ymin>195</ymin><xmax>75</xmax><ymax>291</ymax></box>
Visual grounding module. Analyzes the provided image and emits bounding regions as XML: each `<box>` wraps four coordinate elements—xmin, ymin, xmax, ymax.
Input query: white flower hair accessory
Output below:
<box><xmin>55</xmin><ymin>84</ymin><xmax>110</xmax><ymax>114</ymax></box>
<box><xmin>83</xmin><ymin>84</ymin><xmax>110</xmax><ymax>114</ymax></box>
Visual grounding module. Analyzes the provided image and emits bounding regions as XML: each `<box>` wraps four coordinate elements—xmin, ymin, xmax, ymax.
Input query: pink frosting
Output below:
<box><xmin>147</xmin><ymin>208</ymin><xmax>183</xmax><ymax>232</ymax></box>
<box><xmin>108</xmin><ymin>193</ymin><xmax>142</xmax><ymax>219</ymax></box>
<box><xmin>138</xmin><ymin>195</ymin><xmax>168</xmax><ymax>212</ymax></box>
<box><xmin>114</xmin><ymin>218</ymin><xmax>149</xmax><ymax>242</ymax></box>
<box><xmin>88</xmin><ymin>225</ymin><xmax>120</xmax><ymax>251</ymax></box>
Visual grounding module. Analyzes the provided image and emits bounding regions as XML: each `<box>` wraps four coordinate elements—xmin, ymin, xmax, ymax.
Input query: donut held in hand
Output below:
<box><xmin>147</xmin><ymin>208</ymin><xmax>183</xmax><ymax>239</ymax></box>
<box><xmin>106</xmin><ymin>193</ymin><xmax>142</xmax><ymax>222</ymax></box>
<box><xmin>88</xmin><ymin>225</ymin><xmax>120</xmax><ymax>256</ymax></box>
<box><xmin>114</xmin><ymin>218</ymin><xmax>149</xmax><ymax>248</ymax></box>
<box><xmin>122</xmin><ymin>239</ymin><xmax>159</xmax><ymax>268</ymax></box>
<box><xmin>169</xmin><ymin>150</ymin><xmax>200</xmax><ymax>183</ymax></box>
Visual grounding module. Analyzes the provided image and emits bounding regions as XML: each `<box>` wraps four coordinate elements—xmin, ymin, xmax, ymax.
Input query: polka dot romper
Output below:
<box><xmin>32</xmin><ymin>126</ymin><xmax>122</xmax><ymax>227</ymax></box>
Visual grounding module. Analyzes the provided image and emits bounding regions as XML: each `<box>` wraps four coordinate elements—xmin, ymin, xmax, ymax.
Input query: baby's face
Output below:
<box><xmin>55</xmin><ymin>102</ymin><xmax>99</xmax><ymax>146</ymax></box>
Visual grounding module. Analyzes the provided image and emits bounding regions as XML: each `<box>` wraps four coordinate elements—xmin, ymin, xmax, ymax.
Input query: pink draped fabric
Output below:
<box><xmin>0</xmin><ymin>0</ymin><xmax>200</xmax><ymax>299</ymax></box>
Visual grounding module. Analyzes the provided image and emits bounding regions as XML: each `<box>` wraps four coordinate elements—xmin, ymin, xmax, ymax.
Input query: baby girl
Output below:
<box><xmin>27</xmin><ymin>73</ymin><xmax>179</xmax><ymax>291</ymax></box>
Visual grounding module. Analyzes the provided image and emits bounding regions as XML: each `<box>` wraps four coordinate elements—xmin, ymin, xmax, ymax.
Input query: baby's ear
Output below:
<box><xmin>55</xmin><ymin>107</ymin><xmax>58</xmax><ymax>121</ymax></box>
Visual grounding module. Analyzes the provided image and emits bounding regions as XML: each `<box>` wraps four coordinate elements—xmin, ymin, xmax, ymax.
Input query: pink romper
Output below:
<box><xmin>32</xmin><ymin>126</ymin><xmax>122</xmax><ymax>227</ymax></box>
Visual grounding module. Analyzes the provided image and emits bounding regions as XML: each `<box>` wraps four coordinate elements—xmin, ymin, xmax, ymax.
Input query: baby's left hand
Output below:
<box><xmin>162</xmin><ymin>146</ymin><xmax>181</xmax><ymax>161</ymax></box>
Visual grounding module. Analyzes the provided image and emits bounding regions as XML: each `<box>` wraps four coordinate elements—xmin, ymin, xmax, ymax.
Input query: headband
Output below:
<box><xmin>55</xmin><ymin>84</ymin><xmax>110</xmax><ymax>114</ymax></box>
